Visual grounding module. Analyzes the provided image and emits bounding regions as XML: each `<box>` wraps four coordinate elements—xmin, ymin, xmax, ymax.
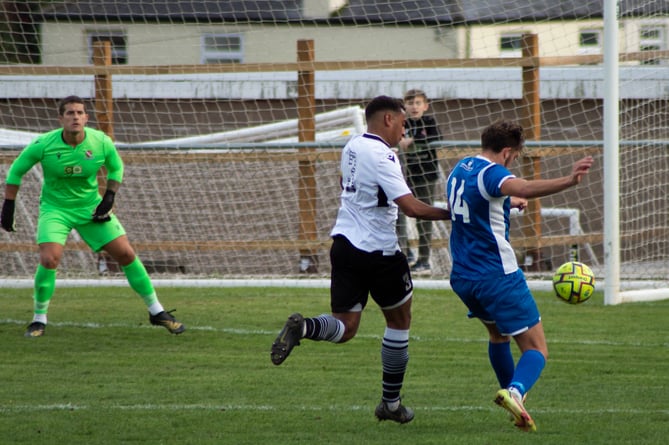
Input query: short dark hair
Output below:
<box><xmin>481</xmin><ymin>120</ymin><xmax>525</xmax><ymax>153</ymax></box>
<box><xmin>365</xmin><ymin>95</ymin><xmax>404</xmax><ymax>121</ymax></box>
<box><xmin>58</xmin><ymin>95</ymin><xmax>86</xmax><ymax>116</ymax></box>
<box><xmin>403</xmin><ymin>88</ymin><xmax>428</xmax><ymax>102</ymax></box>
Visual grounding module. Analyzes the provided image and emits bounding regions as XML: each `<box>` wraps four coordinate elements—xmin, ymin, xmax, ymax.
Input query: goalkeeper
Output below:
<box><xmin>1</xmin><ymin>95</ymin><xmax>185</xmax><ymax>337</ymax></box>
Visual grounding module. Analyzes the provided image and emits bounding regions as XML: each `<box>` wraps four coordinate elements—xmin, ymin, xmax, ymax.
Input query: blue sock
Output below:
<box><xmin>488</xmin><ymin>341</ymin><xmax>515</xmax><ymax>388</ymax></box>
<box><xmin>509</xmin><ymin>349</ymin><xmax>546</xmax><ymax>395</ymax></box>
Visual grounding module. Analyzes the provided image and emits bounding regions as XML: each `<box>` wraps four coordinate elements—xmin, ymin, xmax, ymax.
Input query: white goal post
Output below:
<box><xmin>602</xmin><ymin>0</ymin><xmax>669</xmax><ymax>304</ymax></box>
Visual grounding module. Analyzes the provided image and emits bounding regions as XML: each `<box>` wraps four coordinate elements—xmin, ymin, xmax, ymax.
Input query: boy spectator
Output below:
<box><xmin>397</xmin><ymin>89</ymin><xmax>441</xmax><ymax>275</ymax></box>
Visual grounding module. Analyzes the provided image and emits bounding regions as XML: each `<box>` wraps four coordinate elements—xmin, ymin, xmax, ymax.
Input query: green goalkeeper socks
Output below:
<box><xmin>122</xmin><ymin>257</ymin><xmax>159</xmax><ymax>308</ymax></box>
<box><xmin>33</xmin><ymin>264</ymin><xmax>56</xmax><ymax>315</ymax></box>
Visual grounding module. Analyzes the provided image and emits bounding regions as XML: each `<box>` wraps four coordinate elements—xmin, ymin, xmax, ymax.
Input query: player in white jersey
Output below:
<box><xmin>270</xmin><ymin>95</ymin><xmax>451</xmax><ymax>424</ymax></box>
<box><xmin>446</xmin><ymin>120</ymin><xmax>593</xmax><ymax>431</ymax></box>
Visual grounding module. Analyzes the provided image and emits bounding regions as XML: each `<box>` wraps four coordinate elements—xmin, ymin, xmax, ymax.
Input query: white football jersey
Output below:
<box><xmin>330</xmin><ymin>133</ymin><xmax>412</xmax><ymax>254</ymax></box>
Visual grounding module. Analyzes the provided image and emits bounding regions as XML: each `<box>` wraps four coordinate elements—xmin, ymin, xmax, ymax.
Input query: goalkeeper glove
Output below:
<box><xmin>1</xmin><ymin>199</ymin><xmax>16</xmax><ymax>232</ymax></box>
<box><xmin>92</xmin><ymin>190</ymin><xmax>115</xmax><ymax>222</ymax></box>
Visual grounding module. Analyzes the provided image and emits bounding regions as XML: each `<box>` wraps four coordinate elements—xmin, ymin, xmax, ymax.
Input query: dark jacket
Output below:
<box><xmin>404</xmin><ymin>115</ymin><xmax>441</xmax><ymax>181</ymax></box>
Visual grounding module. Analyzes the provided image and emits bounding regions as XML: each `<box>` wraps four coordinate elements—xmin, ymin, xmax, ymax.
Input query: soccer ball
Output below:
<box><xmin>552</xmin><ymin>261</ymin><xmax>595</xmax><ymax>304</ymax></box>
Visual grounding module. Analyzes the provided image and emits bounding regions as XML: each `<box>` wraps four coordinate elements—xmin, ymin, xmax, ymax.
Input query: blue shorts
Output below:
<box><xmin>450</xmin><ymin>269</ymin><xmax>540</xmax><ymax>336</ymax></box>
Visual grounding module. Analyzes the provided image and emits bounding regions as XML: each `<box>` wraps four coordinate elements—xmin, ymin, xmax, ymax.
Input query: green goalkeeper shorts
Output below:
<box><xmin>37</xmin><ymin>205</ymin><xmax>126</xmax><ymax>252</ymax></box>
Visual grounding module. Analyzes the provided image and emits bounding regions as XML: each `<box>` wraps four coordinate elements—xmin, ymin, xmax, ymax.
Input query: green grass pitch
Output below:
<box><xmin>0</xmin><ymin>286</ymin><xmax>667</xmax><ymax>444</ymax></box>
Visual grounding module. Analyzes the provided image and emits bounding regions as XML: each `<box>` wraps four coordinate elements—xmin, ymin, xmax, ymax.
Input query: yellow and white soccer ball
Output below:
<box><xmin>552</xmin><ymin>261</ymin><xmax>595</xmax><ymax>304</ymax></box>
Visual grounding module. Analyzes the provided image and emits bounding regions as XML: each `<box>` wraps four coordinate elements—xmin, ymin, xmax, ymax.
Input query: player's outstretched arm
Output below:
<box><xmin>502</xmin><ymin>156</ymin><xmax>593</xmax><ymax>199</ymax></box>
<box><xmin>395</xmin><ymin>193</ymin><xmax>451</xmax><ymax>220</ymax></box>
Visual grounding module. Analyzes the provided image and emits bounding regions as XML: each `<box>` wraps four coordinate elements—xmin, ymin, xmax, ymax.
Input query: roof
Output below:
<box><xmin>40</xmin><ymin>1</ymin><xmax>304</xmax><ymax>23</ymax></box>
<box><xmin>39</xmin><ymin>0</ymin><xmax>669</xmax><ymax>24</ymax></box>
<box><xmin>333</xmin><ymin>1</ymin><xmax>610</xmax><ymax>24</ymax></box>
<box><xmin>455</xmin><ymin>1</ymin><xmax>605</xmax><ymax>22</ymax></box>
<box><xmin>456</xmin><ymin>0</ymin><xmax>669</xmax><ymax>22</ymax></box>
<box><xmin>333</xmin><ymin>1</ymin><xmax>461</xmax><ymax>24</ymax></box>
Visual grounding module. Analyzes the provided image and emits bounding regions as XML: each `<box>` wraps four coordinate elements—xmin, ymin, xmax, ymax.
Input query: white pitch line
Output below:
<box><xmin>0</xmin><ymin>403</ymin><xmax>666</xmax><ymax>416</ymax></box>
<box><xmin>1</xmin><ymin>318</ymin><xmax>666</xmax><ymax>348</ymax></box>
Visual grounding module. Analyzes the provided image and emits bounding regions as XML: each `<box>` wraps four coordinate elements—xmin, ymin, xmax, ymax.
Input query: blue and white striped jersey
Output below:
<box><xmin>446</xmin><ymin>155</ymin><xmax>518</xmax><ymax>278</ymax></box>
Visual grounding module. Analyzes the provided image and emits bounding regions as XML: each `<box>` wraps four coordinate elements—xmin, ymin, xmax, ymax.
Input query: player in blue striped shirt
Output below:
<box><xmin>446</xmin><ymin>120</ymin><xmax>593</xmax><ymax>431</ymax></box>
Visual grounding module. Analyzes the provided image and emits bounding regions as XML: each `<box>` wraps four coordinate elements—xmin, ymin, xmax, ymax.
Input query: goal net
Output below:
<box><xmin>0</xmin><ymin>1</ymin><xmax>667</xmax><ymax>304</ymax></box>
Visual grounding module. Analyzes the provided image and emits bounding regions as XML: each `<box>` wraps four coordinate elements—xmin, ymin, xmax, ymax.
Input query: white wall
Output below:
<box><xmin>1</xmin><ymin>67</ymin><xmax>666</xmax><ymax>100</ymax></box>
<box><xmin>41</xmin><ymin>18</ymin><xmax>667</xmax><ymax>65</ymax></box>
<box><xmin>463</xmin><ymin>18</ymin><xmax>669</xmax><ymax>59</ymax></box>
<box><xmin>41</xmin><ymin>23</ymin><xmax>458</xmax><ymax>65</ymax></box>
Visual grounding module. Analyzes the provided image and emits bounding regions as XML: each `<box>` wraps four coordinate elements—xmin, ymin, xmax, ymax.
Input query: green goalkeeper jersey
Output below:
<box><xmin>6</xmin><ymin>127</ymin><xmax>123</xmax><ymax>209</ymax></box>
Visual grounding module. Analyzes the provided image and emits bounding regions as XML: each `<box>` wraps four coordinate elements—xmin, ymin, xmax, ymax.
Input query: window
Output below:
<box><xmin>201</xmin><ymin>34</ymin><xmax>243</xmax><ymax>64</ymax></box>
<box><xmin>578</xmin><ymin>29</ymin><xmax>601</xmax><ymax>55</ymax></box>
<box><xmin>640</xmin><ymin>25</ymin><xmax>665</xmax><ymax>65</ymax></box>
<box><xmin>499</xmin><ymin>33</ymin><xmax>523</xmax><ymax>57</ymax></box>
<box><xmin>87</xmin><ymin>32</ymin><xmax>128</xmax><ymax>65</ymax></box>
